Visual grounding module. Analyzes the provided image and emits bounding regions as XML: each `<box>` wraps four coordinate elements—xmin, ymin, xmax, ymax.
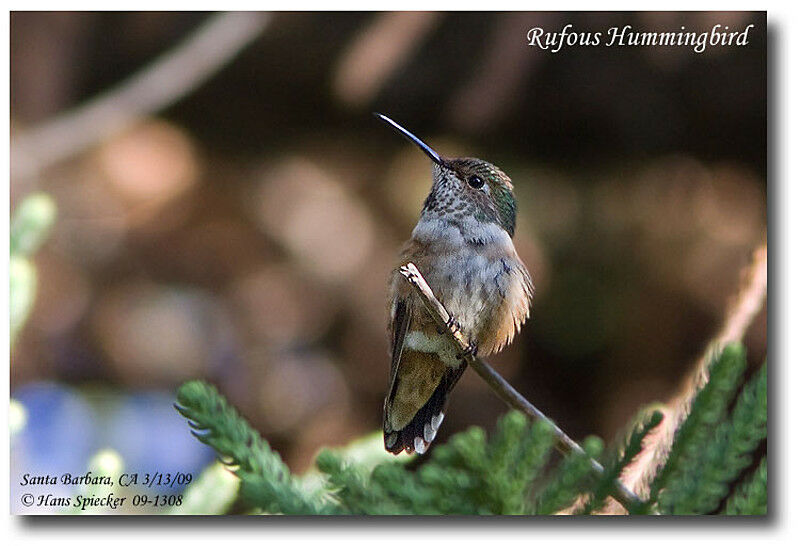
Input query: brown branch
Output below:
<box><xmin>398</xmin><ymin>262</ymin><xmax>647</xmax><ymax>514</ymax></box>
<box><xmin>333</xmin><ymin>12</ymin><xmax>442</xmax><ymax>108</ymax></box>
<box><xmin>616</xmin><ymin>242</ymin><xmax>768</xmax><ymax>504</ymax></box>
<box><xmin>11</xmin><ymin>12</ymin><xmax>270</xmax><ymax>180</ymax></box>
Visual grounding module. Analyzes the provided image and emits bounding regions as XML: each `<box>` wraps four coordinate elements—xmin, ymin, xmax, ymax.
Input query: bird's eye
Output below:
<box><xmin>467</xmin><ymin>175</ymin><xmax>484</xmax><ymax>189</ymax></box>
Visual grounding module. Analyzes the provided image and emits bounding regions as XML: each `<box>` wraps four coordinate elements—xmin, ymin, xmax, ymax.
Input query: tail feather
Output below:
<box><xmin>384</xmin><ymin>360</ymin><xmax>466</xmax><ymax>455</ymax></box>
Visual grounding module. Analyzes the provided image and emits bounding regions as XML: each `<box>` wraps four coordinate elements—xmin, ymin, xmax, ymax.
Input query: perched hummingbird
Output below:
<box><xmin>376</xmin><ymin>113</ymin><xmax>534</xmax><ymax>455</ymax></box>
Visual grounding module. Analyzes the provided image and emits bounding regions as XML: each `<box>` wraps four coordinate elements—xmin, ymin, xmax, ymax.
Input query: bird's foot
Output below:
<box><xmin>457</xmin><ymin>341</ymin><xmax>478</xmax><ymax>360</ymax></box>
<box><xmin>446</xmin><ymin>316</ymin><xmax>462</xmax><ymax>333</ymax></box>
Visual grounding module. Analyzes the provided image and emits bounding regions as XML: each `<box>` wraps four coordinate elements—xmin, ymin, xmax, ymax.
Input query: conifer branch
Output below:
<box><xmin>175</xmin><ymin>380</ymin><xmax>334</xmax><ymax>514</ymax></box>
<box><xmin>172</xmin><ymin>264</ymin><xmax>763</xmax><ymax>515</ymax></box>
<box><xmin>723</xmin><ymin>457</ymin><xmax>767</xmax><ymax>516</ymax></box>
<box><xmin>621</xmin><ymin>243</ymin><xmax>767</xmax><ymax>500</ymax></box>
<box><xmin>534</xmin><ymin>436</ymin><xmax>604</xmax><ymax>515</ymax></box>
<box><xmin>582</xmin><ymin>411</ymin><xmax>664</xmax><ymax>515</ymax></box>
<box><xmin>398</xmin><ymin>262</ymin><xmax>647</xmax><ymax>514</ymax></box>
<box><xmin>648</xmin><ymin>343</ymin><xmax>747</xmax><ymax>508</ymax></box>
<box><xmin>658</xmin><ymin>359</ymin><xmax>766</xmax><ymax>514</ymax></box>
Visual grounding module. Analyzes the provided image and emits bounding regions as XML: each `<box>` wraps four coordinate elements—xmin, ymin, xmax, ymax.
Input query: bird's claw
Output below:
<box><xmin>457</xmin><ymin>341</ymin><xmax>478</xmax><ymax>360</ymax></box>
<box><xmin>446</xmin><ymin>316</ymin><xmax>461</xmax><ymax>332</ymax></box>
<box><xmin>437</xmin><ymin>316</ymin><xmax>454</xmax><ymax>335</ymax></box>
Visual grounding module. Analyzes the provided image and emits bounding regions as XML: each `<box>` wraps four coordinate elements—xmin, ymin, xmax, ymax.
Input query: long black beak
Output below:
<box><xmin>373</xmin><ymin>113</ymin><xmax>442</xmax><ymax>165</ymax></box>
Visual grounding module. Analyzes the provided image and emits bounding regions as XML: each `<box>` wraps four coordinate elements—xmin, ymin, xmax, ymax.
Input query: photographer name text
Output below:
<box><xmin>17</xmin><ymin>471</ymin><xmax>193</xmax><ymax>512</ymax></box>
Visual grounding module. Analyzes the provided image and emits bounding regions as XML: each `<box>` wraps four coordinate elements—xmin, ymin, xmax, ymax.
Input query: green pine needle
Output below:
<box><xmin>174</xmin><ymin>342</ymin><xmax>766</xmax><ymax>516</ymax></box>
<box><xmin>649</xmin><ymin>343</ymin><xmax>747</xmax><ymax>506</ymax></box>
<box><xmin>175</xmin><ymin>380</ymin><xmax>332</xmax><ymax>514</ymax></box>
<box><xmin>315</xmin><ymin>410</ymin><xmax>558</xmax><ymax>515</ymax></box>
<box><xmin>723</xmin><ymin>457</ymin><xmax>767</xmax><ymax>516</ymax></box>
<box><xmin>581</xmin><ymin>411</ymin><xmax>663</xmax><ymax>515</ymax></box>
<box><xmin>534</xmin><ymin>436</ymin><xmax>604</xmax><ymax>515</ymax></box>
<box><xmin>660</xmin><ymin>362</ymin><xmax>767</xmax><ymax>514</ymax></box>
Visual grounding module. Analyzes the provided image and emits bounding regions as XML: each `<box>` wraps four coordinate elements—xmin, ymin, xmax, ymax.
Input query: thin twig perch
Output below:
<box><xmin>399</xmin><ymin>262</ymin><xmax>646</xmax><ymax>513</ymax></box>
<box><xmin>11</xmin><ymin>12</ymin><xmax>270</xmax><ymax>180</ymax></box>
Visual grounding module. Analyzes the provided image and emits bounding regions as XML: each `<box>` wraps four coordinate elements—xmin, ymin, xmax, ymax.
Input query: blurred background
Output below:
<box><xmin>10</xmin><ymin>11</ymin><xmax>766</xmax><ymax>509</ymax></box>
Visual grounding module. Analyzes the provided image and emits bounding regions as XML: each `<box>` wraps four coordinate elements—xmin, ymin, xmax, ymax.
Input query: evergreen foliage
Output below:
<box><xmin>533</xmin><ymin>435</ymin><xmax>603</xmax><ymax>515</ymax></box>
<box><xmin>723</xmin><ymin>457</ymin><xmax>767</xmax><ymax>516</ymax></box>
<box><xmin>580</xmin><ymin>410</ymin><xmax>663</xmax><ymax>515</ymax></box>
<box><xmin>175</xmin><ymin>380</ymin><xmax>333</xmax><ymax>514</ymax></box>
<box><xmin>167</xmin><ymin>462</ymin><xmax>240</xmax><ymax>515</ymax></box>
<box><xmin>9</xmin><ymin>188</ymin><xmax>768</xmax><ymax>517</ymax></box>
<box><xmin>647</xmin><ymin>344</ymin><xmax>746</xmax><ymax>502</ymax></box>
<box><xmin>175</xmin><ymin>342</ymin><xmax>767</xmax><ymax>516</ymax></box>
<box><xmin>658</xmin><ymin>360</ymin><xmax>767</xmax><ymax>514</ymax></box>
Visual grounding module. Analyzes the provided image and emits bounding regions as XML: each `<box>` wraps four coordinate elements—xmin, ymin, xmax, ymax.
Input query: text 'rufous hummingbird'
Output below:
<box><xmin>376</xmin><ymin>113</ymin><xmax>534</xmax><ymax>455</ymax></box>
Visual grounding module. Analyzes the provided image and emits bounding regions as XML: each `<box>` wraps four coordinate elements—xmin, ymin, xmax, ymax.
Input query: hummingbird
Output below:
<box><xmin>376</xmin><ymin>113</ymin><xmax>534</xmax><ymax>455</ymax></box>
